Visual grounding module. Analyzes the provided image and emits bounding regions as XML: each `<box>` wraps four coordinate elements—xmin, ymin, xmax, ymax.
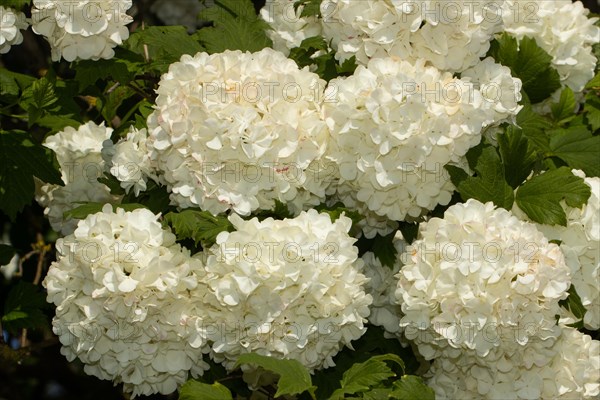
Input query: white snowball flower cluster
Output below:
<box><xmin>361</xmin><ymin>231</ymin><xmax>406</xmax><ymax>339</ymax></box>
<box><xmin>31</xmin><ymin>0</ymin><xmax>133</xmax><ymax>61</ymax></box>
<box><xmin>151</xmin><ymin>0</ymin><xmax>213</xmax><ymax>33</ymax></box>
<box><xmin>502</xmin><ymin>0</ymin><xmax>600</xmax><ymax>92</ymax></box>
<box><xmin>102</xmin><ymin>126</ymin><xmax>156</xmax><ymax>197</ymax></box>
<box><xmin>42</xmin><ymin>205</ymin><xmax>210</xmax><ymax>397</ymax></box>
<box><xmin>199</xmin><ymin>210</ymin><xmax>372</xmax><ymax>371</ymax></box>
<box><xmin>261</xmin><ymin>0</ymin><xmax>503</xmax><ymax>72</ymax></box>
<box><xmin>260</xmin><ymin>0</ymin><xmax>323</xmax><ymax>56</ymax></box>
<box><xmin>513</xmin><ymin>170</ymin><xmax>600</xmax><ymax>330</ymax></box>
<box><xmin>0</xmin><ymin>6</ymin><xmax>28</xmax><ymax>54</ymax></box>
<box><xmin>428</xmin><ymin>326</ymin><xmax>600</xmax><ymax>400</ymax></box>
<box><xmin>36</xmin><ymin>122</ymin><xmax>119</xmax><ymax>235</ymax></box>
<box><xmin>394</xmin><ymin>199</ymin><xmax>571</xmax><ymax>361</ymax></box>
<box><xmin>147</xmin><ymin>48</ymin><xmax>331</xmax><ymax>216</ymax></box>
<box><xmin>325</xmin><ymin>57</ymin><xmax>521</xmax><ymax>221</ymax></box>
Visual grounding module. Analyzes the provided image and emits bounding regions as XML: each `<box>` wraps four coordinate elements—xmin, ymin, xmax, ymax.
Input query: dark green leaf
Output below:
<box><xmin>559</xmin><ymin>285</ymin><xmax>586</xmax><ymax>329</ymax></box>
<box><xmin>163</xmin><ymin>209</ymin><xmax>234</xmax><ymax>248</ymax></box>
<box><xmin>498</xmin><ymin>125</ymin><xmax>537</xmax><ymax>188</ymax></box>
<box><xmin>234</xmin><ymin>353</ymin><xmax>316</xmax><ymax>398</ymax></box>
<box><xmin>179</xmin><ymin>380</ymin><xmax>233</xmax><ymax>400</ymax></box>
<box><xmin>515</xmin><ymin>167</ymin><xmax>591</xmax><ymax>226</ymax></box>
<box><xmin>515</xmin><ymin>104</ymin><xmax>554</xmax><ymax>153</ymax></box>
<box><xmin>0</xmin><ymin>131</ymin><xmax>63</xmax><ymax>220</ymax></box>
<box><xmin>548</xmin><ymin>126</ymin><xmax>600</xmax><ymax>177</ymax></box>
<box><xmin>2</xmin><ymin>281</ymin><xmax>48</xmax><ymax>333</ymax></box>
<box><xmin>455</xmin><ymin>146</ymin><xmax>514</xmax><ymax>209</ymax></box>
<box><xmin>295</xmin><ymin>0</ymin><xmax>322</xmax><ymax>18</ymax></box>
<box><xmin>551</xmin><ymin>87</ymin><xmax>576</xmax><ymax>124</ymax></box>
<box><xmin>583</xmin><ymin>90</ymin><xmax>600</xmax><ymax>132</ymax></box>
<box><xmin>370</xmin><ymin>231</ymin><xmax>399</xmax><ymax>269</ymax></box>
<box><xmin>196</xmin><ymin>0</ymin><xmax>272</xmax><ymax>53</ymax></box>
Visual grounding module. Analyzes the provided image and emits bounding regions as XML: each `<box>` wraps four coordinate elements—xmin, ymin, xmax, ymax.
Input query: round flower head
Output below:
<box><xmin>31</xmin><ymin>0</ymin><xmax>133</xmax><ymax>61</ymax></box>
<box><xmin>395</xmin><ymin>199</ymin><xmax>571</xmax><ymax>360</ymax></box>
<box><xmin>147</xmin><ymin>48</ymin><xmax>331</xmax><ymax>216</ymax></box>
<box><xmin>324</xmin><ymin>57</ymin><xmax>520</xmax><ymax>221</ymax></box>
<box><xmin>428</xmin><ymin>326</ymin><xmax>600</xmax><ymax>399</ymax></box>
<box><xmin>200</xmin><ymin>210</ymin><xmax>372</xmax><ymax>371</ymax></box>
<box><xmin>501</xmin><ymin>0</ymin><xmax>600</xmax><ymax>92</ymax></box>
<box><xmin>0</xmin><ymin>6</ymin><xmax>28</xmax><ymax>54</ymax></box>
<box><xmin>36</xmin><ymin>121</ymin><xmax>119</xmax><ymax>235</ymax></box>
<box><xmin>43</xmin><ymin>205</ymin><xmax>210</xmax><ymax>397</ymax></box>
<box><xmin>318</xmin><ymin>0</ymin><xmax>503</xmax><ymax>72</ymax></box>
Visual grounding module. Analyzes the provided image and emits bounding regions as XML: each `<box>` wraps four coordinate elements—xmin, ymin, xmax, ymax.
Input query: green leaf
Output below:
<box><xmin>179</xmin><ymin>380</ymin><xmax>233</xmax><ymax>400</ymax></box>
<box><xmin>2</xmin><ymin>281</ymin><xmax>48</xmax><ymax>333</ymax></box>
<box><xmin>126</xmin><ymin>26</ymin><xmax>203</xmax><ymax>73</ymax></box>
<box><xmin>583</xmin><ymin>90</ymin><xmax>600</xmax><ymax>132</ymax></box>
<box><xmin>19</xmin><ymin>77</ymin><xmax>60</xmax><ymax>125</ymax></box>
<box><xmin>370</xmin><ymin>231</ymin><xmax>399</xmax><ymax>269</ymax></box>
<box><xmin>254</xmin><ymin>200</ymin><xmax>293</xmax><ymax>220</ymax></box>
<box><xmin>0</xmin><ymin>244</ymin><xmax>16</xmax><ymax>266</ymax></box>
<box><xmin>234</xmin><ymin>353</ymin><xmax>316</xmax><ymax>398</ymax></box>
<box><xmin>35</xmin><ymin>115</ymin><xmax>81</xmax><ymax>134</ymax></box>
<box><xmin>0</xmin><ymin>131</ymin><xmax>63</xmax><ymax>220</ymax></box>
<box><xmin>122</xmin><ymin>181</ymin><xmax>171</xmax><ymax>214</ymax></box>
<box><xmin>551</xmin><ymin>87</ymin><xmax>576</xmax><ymax>125</ymax></box>
<box><xmin>196</xmin><ymin>0</ymin><xmax>272</xmax><ymax>53</ymax></box>
<box><xmin>163</xmin><ymin>209</ymin><xmax>234</xmax><ymax>248</ymax></box>
<box><xmin>515</xmin><ymin>167</ymin><xmax>591</xmax><ymax>226</ymax></box>
<box><xmin>515</xmin><ymin>104</ymin><xmax>554</xmax><ymax>153</ymax></box>
<box><xmin>454</xmin><ymin>146</ymin><xmax>514</xmax><ymax>209</ymax></box>
<box><xmin>63</xmin><ymin>203</ymin><xmax>147</xmax><ymax>220</ymax></box>
<box><xmin>295</xmin><ymin>0</ymin><xmax>322</xmax><ymax>18</ymax></box>
<box><xmin>330</xmin><ymin>354</ymin><xmax>404</xmax><ymax>400</ymax></box>
<box><xmin>548</xmin><ymin>126</ymin><xmax>600</xmax><ymax>177</ymax></box>
<box><xmin>0</xmin><ymin>69</ymin><xmax>35</xmax><ymax>101</ymax></box>
<box><xmin>391</xmin><ymin>375</ymin><xmax>435</xmax><ymax>400</ymax></box>
<box><xmin>488</xmin><ymin>34</ymin><xmax>561</xmax><ymax>103</ymax></box>
<box><xmin>498</xmin><ymin>125</ymin><xmax>537</xmax><ymax>188</ymax></box>
<box><xmin>73</xmin><ymin>57</ymin><xmax>139</xmax><ymax>89</ymax></box>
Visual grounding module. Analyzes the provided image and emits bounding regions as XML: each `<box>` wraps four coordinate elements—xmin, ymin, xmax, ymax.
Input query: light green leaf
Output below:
<box><xmin>196</xmin><ymin>0</ymin><xmax>272</xmax><ymax>53</ymax></box>
<box><xmin>548</xmin><ymin>126</ymin><xmax>600</xmax><ymax>177</ymax></box>
<box><xmin>551</xmin><ymin>87</ymin><xmax>576</xmax><ymax>124</ymax></box>
<box><xmin>515</xmin><ymin>167</ymin><xmax>591</xmax><ymax>226</ymax></box>
<box><xmin>234</xmin><ymin>353</ymin><xmax>316</xmax><ymax>398</ymax></box>
<box><xmin>390</xmin><ymin>375</ymin><xmax>435</xmax><ymax>400</ymax></box>
<box><xmin>454</xmin><ymin>146</ymin><xmax>514</xmax><ymax>209</ymax></box>
<box><xmin>0</xmin><ymin>131</ymin><xmax>63</xmax><ymax>220</ymax></box>
<box><xmin>488</xmin><ymin>34</ymin><xmax>561</xmax><ymax>103</ymax></box>
<box><xmin>498</xmin><ymin>125</ymin><xmax>537</xmax><ymax>188</ymax></box>
<box><xmin>163</xmin><ymin>209</ymin><xmax>234</xmax><ymax>248</ymax></box>
<box><xmin>19</xmin><ymin>77</ymin><xmax>60</xmax><ymax>125</ymax></box>
<box><xmin>179</xmin><ymin>380</ymin><xmax>233</xmax><ymax>400</ymax></box>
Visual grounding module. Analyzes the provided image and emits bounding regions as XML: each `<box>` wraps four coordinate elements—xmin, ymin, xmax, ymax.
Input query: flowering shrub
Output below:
<box><xmin>0</xmin><ymin>0</ymin><xmax>599</xmax><ymax>399</ymax></box>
